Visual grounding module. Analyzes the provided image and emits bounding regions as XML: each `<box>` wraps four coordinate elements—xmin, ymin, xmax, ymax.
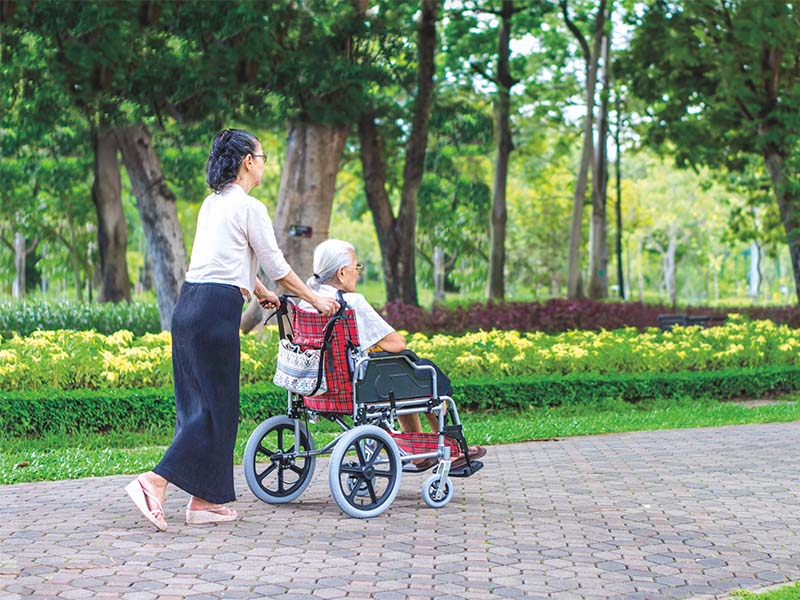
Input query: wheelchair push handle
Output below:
<box><xmin>263</xmin><ymin>292</ymin><xmax>350</xmax><ymax>340</ymax></box>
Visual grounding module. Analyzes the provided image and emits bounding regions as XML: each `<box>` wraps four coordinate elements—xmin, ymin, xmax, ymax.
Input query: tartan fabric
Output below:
<box><xmin>290</xmin><ymin>306</ymin><xmax>359</xmax><ymax>414</ymax></box>
<box><xmin>390</xmin><ymin>432</ymin><xmax>462</xmax><ymax>457</ymax></box>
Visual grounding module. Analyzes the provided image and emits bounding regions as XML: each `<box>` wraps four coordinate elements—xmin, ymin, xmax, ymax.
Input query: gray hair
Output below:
<box><xmin>306</xmin><ymin>239</ymin><xmax>355</xmax><ymax>290</ymax></box>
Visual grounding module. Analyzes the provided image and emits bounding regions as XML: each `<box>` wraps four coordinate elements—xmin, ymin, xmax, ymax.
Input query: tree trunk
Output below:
<box><xmin>92</xmin><ymin>128</ymin><xmax>131</xmax><ymax>303</ymax></box>
<box><xmin>116</xmin><ymin>124</ymin><xmax>188</xmax><ymax>330</ymax></box>
<box><xmin>748</xmin><ymin>241</ymin><xmax>761</xmax><ymax>298</ymax></box>
<box><xmin>588</xmin><ymin>28</ymin><xmax>611</xmax><ymax>299</ymax></box>
<box><xmin>239</xmin><ymin>121</ymin><xmax>349</xmax><ymax>333</ymax></box>
<box><xmin>66</xmin><ymin>217</ymin><xmax>83</xmax><ymax>302</ymax></box>
<box><xmin>359</xmin><ymin>0</ymin><xmax>437</xmax><ymax>306</ymax></box>
<box><xmin>433</xmin><ymin>245</ymin><xmax>445</xmax><ymax>302</ymax></box>
<box><xmin>636</xmin><ymin>235</ymin><xmax>645</xmax><ymax>302</ymax></box>
<box><xmin>664</xmin><ymin>225</ymin><xmax>678</xmax><ymax>306</ymax></box>
<box><xmin>564</xmin><ymin>0</ymin><xmax>607</xmax><ymax>299</ymax></box>
<box><xmin>12</xmin><ymin>232</ymin><xmax>24</xmax><ymax>299</ymax></box>
<box><xmin>614</xmin><ymin>90</ymin><xmax>624</xmax><ymax>300</ymax></box>
<box><xmin>763</xmin><ymin>144</ymin><xmax>800</xmax><ymax>304</ymax></box>
<box><xmin>488</xmin><ymin>0</ymin><xmax>515</xmax><ymax>302</ymax></box>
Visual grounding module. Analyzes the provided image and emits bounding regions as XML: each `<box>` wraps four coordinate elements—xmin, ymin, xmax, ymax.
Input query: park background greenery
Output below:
<box><xmin>4</xmin><ymin>1</ymin><xmax>800</xmax><ymax>485</ymax></box>
<box><xmin>3</xmin><ymin>0</ymin><xmax>800</xmax><ymax>310</ymax></box>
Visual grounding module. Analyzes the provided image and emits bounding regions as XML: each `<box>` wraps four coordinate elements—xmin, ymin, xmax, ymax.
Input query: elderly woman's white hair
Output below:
<box><xmin>306</xmin><ymin>239</ymin><xmax>356</xmax><ymax>290</ymax></box>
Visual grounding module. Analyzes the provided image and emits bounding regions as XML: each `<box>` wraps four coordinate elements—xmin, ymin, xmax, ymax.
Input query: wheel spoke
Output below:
<box><xmin>354</xmin><ymin>440</ymin><xmax>369</xmax><ymax>466</ymax></box>
<box><xmin>257</xmin><ymin>443</ymin><xmax>275</xmax><ymax>458</ymax></box>
<box><xmin>365</xmin><ymin>442</ymin><xmax>386</xmax><ymax>467</ymax></box>
<box><xmin>365</xmin><ymin>477</ymin><xmax>378</xmax><ymax>504</ymax></box>
<box><xmin>289</xmin><ymin>464</ymin><xmax>305</xmax><ymax>476</ymax></box>
<box><xmin>256</xmin><ymin>462</ymin><xmax>277</xmax><ymax>483</ymax></box>
<box><xmin>339</xmin><ymin>463</ymin><xmax>361</xmax><ymax>475</ymax></box>
<box><xmin>278</xmin><ymin>465</ymin><xmax>285</xmax><ymax>491</ymax></box>
<box><xmin>346</xmin><ymin>476</ymin><xmax>363</xmax><ymax>502</ymax></box>
<box><xmin>372</xmin><ymin>469</ymin><xmax>393</xmax><ymax>479</ymax></box>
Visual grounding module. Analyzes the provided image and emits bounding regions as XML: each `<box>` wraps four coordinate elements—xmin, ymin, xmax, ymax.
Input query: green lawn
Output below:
<box><xmin>3</xmin><ymin>395</ymin><xmax>800</xmax><ymax>485</ymax></box>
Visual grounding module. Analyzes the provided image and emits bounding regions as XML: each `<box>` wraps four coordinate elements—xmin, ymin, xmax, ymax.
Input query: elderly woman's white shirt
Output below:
<box><xmin>299</xmin><ymin>284</ymin><xmax>394</xmax><ymax>353</ymax></box>
<box><xmin>185</xmin><ymin>184</ymin><xmax>291</xmax><ymax>289</ymax></box>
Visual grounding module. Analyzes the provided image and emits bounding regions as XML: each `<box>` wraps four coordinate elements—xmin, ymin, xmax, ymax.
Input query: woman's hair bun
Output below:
<box><xmin>205</xmin><ymin>129</ymin><xmax>259</xmax><ymax>192</ymax></box>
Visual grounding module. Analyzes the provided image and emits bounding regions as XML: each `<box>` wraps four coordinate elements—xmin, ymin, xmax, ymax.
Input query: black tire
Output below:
<box><xmin>243</xmin><ymin>416</ymin><xmax>315</xmax><ymax>504</ymax></box>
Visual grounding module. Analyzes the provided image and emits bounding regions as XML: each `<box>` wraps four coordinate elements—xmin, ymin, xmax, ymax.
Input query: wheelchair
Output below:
<box><xmin>243</xmin><ymin>295</ymin><xmax>484</xmax><ymax>518</ymax></box>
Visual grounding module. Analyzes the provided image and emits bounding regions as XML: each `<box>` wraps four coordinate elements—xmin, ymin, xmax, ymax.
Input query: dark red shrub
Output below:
<box><xmin>380</xmin><ymin>299</ymin><xmax>800</xmax><ymax>335</ymax></box>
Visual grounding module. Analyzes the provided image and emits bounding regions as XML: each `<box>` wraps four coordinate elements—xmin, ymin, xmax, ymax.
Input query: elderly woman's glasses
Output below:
<box><xmin>346</xmin><ymin>263</ymin><xmax>363</xmax><ymax>273</ymax></box>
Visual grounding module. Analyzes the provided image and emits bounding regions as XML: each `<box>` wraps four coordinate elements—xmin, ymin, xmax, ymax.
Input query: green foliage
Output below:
<box><xmin>731</xmin><ymin>582</ymin><xmax>800</xmax><ymax>600</ymax></box>
<box><xmin>3</xmin><ymin>366</ymin><xmax>799</xmax><ymax>437</ymax></box>
<box><xmin>0</xmin><ymin>300</ymin><xmax>161</xmax><ymax>337</ymax></box>
<box><xmin>6</xmin><ymin>319</ymin><xmax>800</xmax><ymax>391</ymax></box>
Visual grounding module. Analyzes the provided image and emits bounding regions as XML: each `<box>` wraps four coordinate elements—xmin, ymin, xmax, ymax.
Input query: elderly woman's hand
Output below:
<box><xmin>311</xmin><ymin>295</ymin><xmax>339</xmax><ymax>316</ymax></box>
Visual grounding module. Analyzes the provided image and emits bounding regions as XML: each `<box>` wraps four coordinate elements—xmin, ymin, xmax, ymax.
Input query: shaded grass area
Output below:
<box><xmin>2</xmin><ymin>395</ymin><xmax>800</xmax><ymax>485</ymax></box>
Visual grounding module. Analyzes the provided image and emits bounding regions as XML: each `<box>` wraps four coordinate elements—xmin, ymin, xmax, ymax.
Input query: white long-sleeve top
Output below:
<box><xmin>185</xmin><ymin>184</ymin><xmax>291</xmax><ymax>289</ymax></box>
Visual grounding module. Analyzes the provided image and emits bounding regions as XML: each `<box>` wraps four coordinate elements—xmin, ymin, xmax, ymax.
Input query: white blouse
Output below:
<box><xmin>299</xmin><ymin>284</ymin><xmax>394</xmax><ymax>353</ymax></box>
<box><xmin>185</xmin><ymin>184</ymin><xmax>291</xmax><ymax>290</ymax></box>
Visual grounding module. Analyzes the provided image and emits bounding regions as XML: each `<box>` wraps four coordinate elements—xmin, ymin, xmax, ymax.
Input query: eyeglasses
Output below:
<box><xmin>251</xmin><ymin>153</ymin><xmax>267</xmax><ymax>161</ymax></box>
<box><xmin>345</xmin><ymin>263</ymin><xmax>363</xmax><ymax>273</ymax></box>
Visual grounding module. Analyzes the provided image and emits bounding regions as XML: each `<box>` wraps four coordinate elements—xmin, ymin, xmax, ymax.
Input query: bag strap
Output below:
<box><xmin>308</xmin><ymin>291</ymin><xmax>350</xmax><ymax>396</ymax></box>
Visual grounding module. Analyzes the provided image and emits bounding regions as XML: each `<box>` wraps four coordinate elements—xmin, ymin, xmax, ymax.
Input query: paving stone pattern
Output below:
<box><xmin>2</xmin><ymin>422</ymin><xmax>800</xmax><ymax>599</ymax></box>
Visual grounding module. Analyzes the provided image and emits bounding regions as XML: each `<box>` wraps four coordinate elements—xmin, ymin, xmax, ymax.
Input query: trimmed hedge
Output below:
<box><xmin>3</xmin><ymin>366</ymin><xmax>799</xmax><ymax>437</ymax></box>
<box><xmin>0</xmin><ymin>300</ymin><xmax>161</xmax><ymax>337</ymax></box>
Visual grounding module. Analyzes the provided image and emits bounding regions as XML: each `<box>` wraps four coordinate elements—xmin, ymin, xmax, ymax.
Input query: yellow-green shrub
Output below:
<box><xmin>1</xmin><ymin>317</ymin><xmax>798</xmax><ymax>392</ymax></box>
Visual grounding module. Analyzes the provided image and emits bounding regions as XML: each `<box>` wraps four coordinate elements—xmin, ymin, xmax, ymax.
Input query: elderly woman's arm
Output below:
<box><xmin>372</xmin><ymin>331</ymin><xmax>406</xmax><ymax>353</ymax></box>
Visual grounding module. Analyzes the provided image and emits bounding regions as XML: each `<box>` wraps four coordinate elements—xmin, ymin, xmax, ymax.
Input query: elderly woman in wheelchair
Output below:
<box><xmin>243</xmin><ymin>239</ymin><xmax>485</xmax><ymax>518</ymax></box>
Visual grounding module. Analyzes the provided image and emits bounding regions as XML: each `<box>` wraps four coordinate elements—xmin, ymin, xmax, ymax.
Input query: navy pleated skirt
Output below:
<box><xmin>153</xmin><ymin>281</ymin><xmax>244</xmax><ymax>504</ymax></box>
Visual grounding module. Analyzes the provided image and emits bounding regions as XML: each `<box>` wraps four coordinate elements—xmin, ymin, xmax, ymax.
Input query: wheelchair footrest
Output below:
<box><xmin>391</xmin><ymin>432</ymin><xmax>462</xmax><ymax>457</ymax></box>
<box><xmin>448</xmin><ymin>459</ymin><xmax>483</xmax><ymax>478</ymax></box>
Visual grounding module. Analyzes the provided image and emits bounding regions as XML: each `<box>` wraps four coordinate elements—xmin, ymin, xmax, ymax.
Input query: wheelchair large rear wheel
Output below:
<box><xmin>244</xmin><ymin>416</ymin><xmax>315</xmax><ymax>504</ymax></box>
<box><xmin>328</xmin><ymin>425</ymin><xmax>402</xmax><ymax>518</ymax></box>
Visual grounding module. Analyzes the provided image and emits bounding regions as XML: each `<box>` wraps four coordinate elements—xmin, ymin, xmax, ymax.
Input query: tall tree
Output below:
<box><xmin>561</xmin><ymin>0</ymin><xmax>608</xmax><ymax>298</ymax></box>
<box><xmin>444</xmin><ymin>1</ymin><xmax>553</xmax><ymax>301</ymax></box>
<box><xmin>5</xmin><ymin>1</ymin><xmax>193</xmax><ymax>323</ymax></box>
<box><xmin>116</xmin><ymin>124</ymin><xmax>188</xmax><ymax>326</ymax></box>
<box><xmin>190</xmin><ymin>0</ymin><xmax>376</xmax><ymax>331</ymax></box>
<box><xmin>587</xmin><ymin>21</ymin><xmax>611</xmax><ymax>299</ymax></box>
<box><xmin>359</xmin><ymin>0</ymin><xmax>439</xmax><ymax>306</ymax></box>
<box><xmin>4</xmin><ymin>1</ymin><xmax>135</xmax><ymax>303</ymax></box>
<box><xmin>624</xmin><ymin>0</ymin><xmax>800</xmax><ymax>302</ymax></box>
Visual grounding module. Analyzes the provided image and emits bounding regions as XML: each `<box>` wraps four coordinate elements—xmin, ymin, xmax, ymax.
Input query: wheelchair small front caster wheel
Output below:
<box><xmin>329</xmin><ymin>425</ymin><xmax>402</xmax><ymax>518</ymax></box>
<box><xmin>422</xmin><ymin>474</ymin><xmax>454</xmax><ymax>508</ymax></box>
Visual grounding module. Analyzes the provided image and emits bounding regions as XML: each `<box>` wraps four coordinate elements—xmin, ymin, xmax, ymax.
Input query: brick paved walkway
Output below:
<box><xmin>2</xmin><ymin>422</ymin><xmax>800</xmax><ymax>599</ymax></box>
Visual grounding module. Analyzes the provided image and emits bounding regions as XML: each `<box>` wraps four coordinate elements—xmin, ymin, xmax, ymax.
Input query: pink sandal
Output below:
<box><xmin>185</xmin><ymin>502</ymin><xmax>238</xmax><ymax>525</ymax></box>
<box><xmin>125</xmin><ymin>477</ymin><xmax>167</xmax><ymax>532</ymax></box>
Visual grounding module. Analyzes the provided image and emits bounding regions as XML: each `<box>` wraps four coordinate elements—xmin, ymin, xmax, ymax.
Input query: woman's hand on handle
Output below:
<box><xmin>253</xmin><ymin>279</ymin><xmax>280</xmax><ymax>309</ymax></box>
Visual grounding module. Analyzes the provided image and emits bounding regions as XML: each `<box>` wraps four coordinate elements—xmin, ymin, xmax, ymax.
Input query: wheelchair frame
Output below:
<box><xmin>242</xmin><ymin>297</ymin><xmax>483</xmax><ymax>518</ymax></box>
